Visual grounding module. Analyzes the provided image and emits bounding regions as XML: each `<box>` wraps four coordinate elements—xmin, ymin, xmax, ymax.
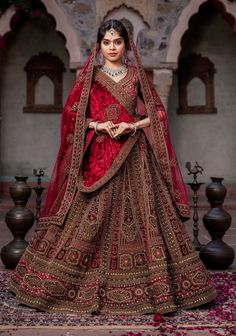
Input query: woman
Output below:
<box><xmin>9</xmin><ymin>20</ymin><xmax>216</xmax><ymax>315</ymax></box>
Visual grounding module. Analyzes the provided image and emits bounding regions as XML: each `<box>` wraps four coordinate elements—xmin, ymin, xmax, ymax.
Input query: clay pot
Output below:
<box><xmin>199</xmin><ymin>177</ymin><xmax>235</xmax><ymax>270</ymax></box>
<box><xmin>1</xmin><ymin>176</ymin><xmax>35</xmax><ymax>269</ymax></box>
<box><xmin>205</xmin><ymin>177</ymin><xmax>226</xmax><ymax>206</ymax></box>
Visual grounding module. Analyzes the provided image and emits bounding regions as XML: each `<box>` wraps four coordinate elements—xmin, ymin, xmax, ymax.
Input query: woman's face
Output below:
<box><xmin>100</xmin><ymin>30</ymin><xmax>126</xmax><ymax>64</ymax></box>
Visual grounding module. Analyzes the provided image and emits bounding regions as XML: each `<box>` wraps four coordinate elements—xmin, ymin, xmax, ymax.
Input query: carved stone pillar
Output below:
<box><xmin>153</xmin><ymin>69</ymin><xmax>174</xmax><ymax>111</ymax></box>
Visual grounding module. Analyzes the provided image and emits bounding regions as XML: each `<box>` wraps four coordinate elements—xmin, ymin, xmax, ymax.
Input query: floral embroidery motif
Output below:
<box><xmin>66</xmin><ymin>133</ymin><xmax>74</xmax><ymax>144</ymax></box>
<box><xmin>104</xmin><ymin>104</ymin><xmax>121</xmax><ymax>121</ymax></box>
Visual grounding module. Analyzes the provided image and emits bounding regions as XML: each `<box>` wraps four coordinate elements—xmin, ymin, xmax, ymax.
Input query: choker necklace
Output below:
<box><xmin>101</xmin><ymin>65</ymin><xmax>127</xmax><ymax>77</ymax></box>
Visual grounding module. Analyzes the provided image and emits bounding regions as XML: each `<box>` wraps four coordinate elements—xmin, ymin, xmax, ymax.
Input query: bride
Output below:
<box><xmin>9</xmin><ymin>19</ymin><xmax>216</xmax><ymax>315</ymax></box>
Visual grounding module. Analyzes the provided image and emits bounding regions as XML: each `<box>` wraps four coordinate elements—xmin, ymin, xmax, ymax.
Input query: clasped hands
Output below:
<box><xmin>96</xmin><ymin>121</ymin><xmax>135</xmax><ymax>138</ymax></box>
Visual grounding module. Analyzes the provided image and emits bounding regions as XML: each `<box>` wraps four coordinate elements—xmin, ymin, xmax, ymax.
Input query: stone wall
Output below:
<box><xmin>55</xmin><ymin>0</ymin><xmax>97</xmax><ymax>58</ymax></box>
<box><xmin>168</xmin><ymin>6</ymin><xmax>236</xmax><ymax>183</ymax></box>
<box><xmin>0</xmin><ymin>15</ymin><xmax>75</xmax><ymax>179</ymax></box>
<box><xmin>55</xmin><ymin>0</ymin><xmax>191</xmax><ymax>66</ymax></box>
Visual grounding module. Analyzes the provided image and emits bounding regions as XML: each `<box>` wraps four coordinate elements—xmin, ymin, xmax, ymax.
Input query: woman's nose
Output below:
<box><xmin>109</xmin><ymin>43</ymin><xmax>116</xmax><ymax>50</ymax></box>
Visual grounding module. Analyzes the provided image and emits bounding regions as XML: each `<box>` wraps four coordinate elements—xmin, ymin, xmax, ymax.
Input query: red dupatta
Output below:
<box><xmin>39</xmin><ymin>37</ymin><xmax>190</xmax><ymax>228</ymax></box>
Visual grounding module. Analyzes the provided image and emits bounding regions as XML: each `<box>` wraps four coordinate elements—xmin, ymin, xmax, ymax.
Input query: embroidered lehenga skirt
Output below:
<box><xmin>9</xmin><ymin>132</ymin><xmax>216</xmax><ymax>314</ymax></box>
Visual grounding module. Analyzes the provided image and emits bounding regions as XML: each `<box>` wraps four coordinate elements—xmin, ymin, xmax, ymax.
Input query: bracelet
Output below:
<box><xmin>94</xmin><ymin>121</ymin><xmax>99</xmax><ymax>134</ymax></box>
<box><xmin>131</xmin><ymin>123</ymin><xmax>137</xmax><ymax>136</ymax></box>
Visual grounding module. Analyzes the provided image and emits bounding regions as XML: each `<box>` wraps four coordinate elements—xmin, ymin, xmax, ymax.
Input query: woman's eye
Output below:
<box><xmin>103</xmin><ymin>41</ymin><xmax>109</xmax><ymax>46</ymax></box>
<box><xmin>115</xmin><ymin>40</ymin><xmax>122</xmax><ymax>45</ymax></box>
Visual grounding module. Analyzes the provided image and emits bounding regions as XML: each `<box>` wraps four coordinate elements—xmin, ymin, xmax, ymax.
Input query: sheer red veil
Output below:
<box><xmin>39</xmin><ymin>27</ymin><xmax>190</xmax><ymax>228</ymax></box>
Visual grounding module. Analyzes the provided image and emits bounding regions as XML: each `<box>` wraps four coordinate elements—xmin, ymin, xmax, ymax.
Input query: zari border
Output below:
<box><xmin>128</xmin><ymin>37</ymin><xmax>190</xmax><ymax>219</ymax></box>
<box><xmin>129</xmin><ymin>39</ymin><xmax>172</xmax><ymax>184</ymax></box>
<box><xmin>175</xmin><ymin>201</ymin><xmax>191</xmax><ymax>219</ymax></box>
<box><xmin>9</xmin><ymin>275</ymin><xmax>216</xmax><ymax>315</ymax></box>
<box><xmin>37</xmin><ymin>47</ymin><xmax>97</xmax><ymax>228</ymax></box>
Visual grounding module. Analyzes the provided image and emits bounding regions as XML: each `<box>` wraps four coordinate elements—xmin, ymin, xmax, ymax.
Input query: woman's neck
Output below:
<box><xmin>103</xmin><ymin>60</ymin><xmax>123</xmax><ymax>69</ymax></box>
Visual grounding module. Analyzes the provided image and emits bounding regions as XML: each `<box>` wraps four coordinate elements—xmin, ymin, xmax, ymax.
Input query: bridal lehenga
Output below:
<box><xmin>9</xmin><ymin>38</ymin><xmax>216</xmax><ymax>314</ymax></box>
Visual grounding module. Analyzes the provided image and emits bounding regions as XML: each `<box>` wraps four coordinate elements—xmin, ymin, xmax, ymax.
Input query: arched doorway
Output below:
<box><xmin>0</xmin><ymin>4</ymin><xmax>77</xmax><ymax>192</ymax></box>
<box><xmin>168</xmin><ymin>0</ymin><xmax>236</xmax><ymax>183</ymax></box>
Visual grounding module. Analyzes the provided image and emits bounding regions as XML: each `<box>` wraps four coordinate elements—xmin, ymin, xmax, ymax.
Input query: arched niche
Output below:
<box><xmin>0</xmin><ymin>2</ymin><xmax>82</xmax><ymax>67</ymax></box>
<box><xmin>103</xmin><ymin>4</ymin><xmax>149</xmax><ymax>42</ymax></box>
<box><xmin>177</xmin><ymin>54</ymin><xmax>217</xmax><ymax>114</ymax></box>
<box><xmin>35</xmin><ymin>76</ymin><xmax>54</xmax><ymax>105</ymax></box>
<box><xmin>0</xmin><ymin>12</ymin><xmax>76</xmax><ymax>178</ymax></box>
<box><xmin>167</xmin><ymin>0</ymin><xmax>236</xmax><ymax>64</ymax></box>
<box><xmin>168</xmin><ymin>0</ymin><xmax>236</xmax><ymax>183</ymax></box>
<box><xmin>23</xmin><ymin>53</ymin><xmax>65</xmax><ymax>113</ymax></box>
<box><xmin>188</xmin><ymin>78</ymin><xmax>205</xmax><ymax>106</ymax></box>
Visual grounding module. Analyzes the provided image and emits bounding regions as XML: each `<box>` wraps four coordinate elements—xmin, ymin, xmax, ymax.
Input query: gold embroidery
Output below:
<box><xmin>104</xmin><ymin>104</ymin><xmax>121</xmax><ymax>121</ymax></box>
<box><xmin>9</xmin><ymin>51</ymin><xmax>215</xmax><ymax>315</ymax></box>
<box><xmin>80</xmin><ymin>131</ymin><xmax>140</xmax><ymax>193</ymax></box>
<box><xmin>66</xmin><ymin>133</ymin><xmax>74</xmax><ymax>144</ymax></box>
<box><xmin>9</xmin><ymin>148</ymin><xmax>216</xmax><ymax>313</ymax></box>
<box><xmin>94</xmin><ymin>68</ymin><xmax>136</xmax><ymax>116</ymax></box>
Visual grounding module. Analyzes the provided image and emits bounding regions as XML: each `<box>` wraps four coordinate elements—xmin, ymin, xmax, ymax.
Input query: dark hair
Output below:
<box><xmin>97</xmin><ymin>19</ymin><xmax>130</xmax><ymax>49</ymax></box>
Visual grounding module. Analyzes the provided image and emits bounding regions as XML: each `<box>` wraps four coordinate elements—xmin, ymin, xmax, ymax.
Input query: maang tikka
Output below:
<box><xmin>108</xmin><ymin>21</ymin><xmax>115</xmax><ymax>39</ymax></box>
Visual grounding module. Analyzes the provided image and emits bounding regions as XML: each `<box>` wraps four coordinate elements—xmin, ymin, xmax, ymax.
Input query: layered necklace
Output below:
<box><xmin>101</xmin><ymin>65</ymin><xmax>127</xmax><ymax>77</ymax></box>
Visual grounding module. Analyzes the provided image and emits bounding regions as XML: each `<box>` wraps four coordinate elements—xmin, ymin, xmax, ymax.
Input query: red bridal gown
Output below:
<box><xmin>9</xmin><ymin>66</ymin><xmax>216</xmax><ymax>314</ymax></box>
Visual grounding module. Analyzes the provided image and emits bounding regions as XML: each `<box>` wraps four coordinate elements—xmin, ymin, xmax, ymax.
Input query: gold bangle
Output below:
<box><xmin>94</xmin><ymin>121</ymin><xmax>99</xmax><ymax>134</ymax></box>
<box><xmin>131</xmin><ymin>123</ymin><xmax>137</xmax><ymax>136</ymax></box>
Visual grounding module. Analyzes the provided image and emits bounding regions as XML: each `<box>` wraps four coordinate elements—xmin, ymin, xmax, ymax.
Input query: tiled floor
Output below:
<box><xmin>0</xmin><ymin>184</ymin><xmax>235</xmax><ymax>271</ymax></box>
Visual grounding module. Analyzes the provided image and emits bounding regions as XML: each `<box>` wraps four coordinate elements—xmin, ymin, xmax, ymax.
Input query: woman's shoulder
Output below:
<box><xmin>127</xmin><ymin>65</ymin><xmax>139</xmax><ymax>82</ymax></box>
<box><xmin>128</xmin><ymin>65</ymin><xmax>137</xmax><ymax>72</ymax></box>
<box><xmin>94</xmin><ymin>65</ymin><xmax>100</xmax><ymax>73</ymax></box>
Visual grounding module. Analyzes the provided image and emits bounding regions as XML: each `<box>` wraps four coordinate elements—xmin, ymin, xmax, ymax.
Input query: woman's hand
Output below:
<box><xmin>113</xmin><ymin>122</ymin><xmax>135</xmax><ymax>138</ymax></box>
<box><xmin>97</xmin><ymin>121</ymin><xmax>117</xmax><ymax>138</ymax></box>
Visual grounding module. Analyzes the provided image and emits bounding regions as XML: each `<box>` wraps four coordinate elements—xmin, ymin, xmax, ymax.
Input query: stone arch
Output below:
<box><xmin>97</xmin><ymin>0</ymin><xmax>152</xmax><ymax>25</ymax></box>
<box><xmin>102</xmin><ymin>4</ymin><xmax>149</xmax><ymax>42</ymax></box>
<box><xmin>167</xmin><ymin>0</ymin><xmax>236</xmax><ymax>63</ymax></box>
<box><xmin>0</xmin><ymin>2</ymin><xmax>82</xmax><ymax>67</ymax></box>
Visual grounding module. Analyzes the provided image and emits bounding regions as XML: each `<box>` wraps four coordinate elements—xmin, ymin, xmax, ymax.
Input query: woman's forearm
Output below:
<box><xmin>134</xmin><ymin>117</ymin><xmax>150</xmax><ymax>130</ymax></box>
<box><xmin>87</xmin><ymin>119</ymin><xmax>97</xmax><ymax>129</ymax></box>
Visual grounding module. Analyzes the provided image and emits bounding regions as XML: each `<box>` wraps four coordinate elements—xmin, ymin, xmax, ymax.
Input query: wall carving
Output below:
<box><xmin>177</xmin><ymin>54</ymin><xmax>217</xmax><ymax>114</ymax></box>
<box><xmin>23</xmin><ymin>52</ymin><xmax>65</xmax><ymax>113</ymax></box>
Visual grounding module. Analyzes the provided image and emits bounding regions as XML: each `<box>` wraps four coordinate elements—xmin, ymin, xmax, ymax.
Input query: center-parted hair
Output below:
<box><xmin>97</xmin><ymin>19</ymin><xmax>130</xmax><ymax>49</ymax></box>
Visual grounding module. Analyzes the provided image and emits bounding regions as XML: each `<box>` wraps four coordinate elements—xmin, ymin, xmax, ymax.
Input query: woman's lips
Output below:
<box><xmin>108</xmin><ymin>53</ymin><xmax>117</xmax><ymax>56</ymax></box>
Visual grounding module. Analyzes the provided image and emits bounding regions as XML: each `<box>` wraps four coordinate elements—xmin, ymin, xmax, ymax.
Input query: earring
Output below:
<box><xmin>98</xmin><ymin>51</ymin><xmax>105</xmax><ymax>65</ymax></box>
<box><xmin>123</xmin><ymin>51</ymin><xmax>128</xmax><ymax>66</ymax></box>
<box><xmin>122</xmin><ymin>54</ymin><xmax>125</xmax><ymax>65</ymax></box>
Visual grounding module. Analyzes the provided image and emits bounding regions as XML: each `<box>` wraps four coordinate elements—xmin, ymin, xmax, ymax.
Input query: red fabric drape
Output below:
<box><xmin>40</xmin><ymin>39</ymin><xmax>190</xmax><ymax>223</ymax></box>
